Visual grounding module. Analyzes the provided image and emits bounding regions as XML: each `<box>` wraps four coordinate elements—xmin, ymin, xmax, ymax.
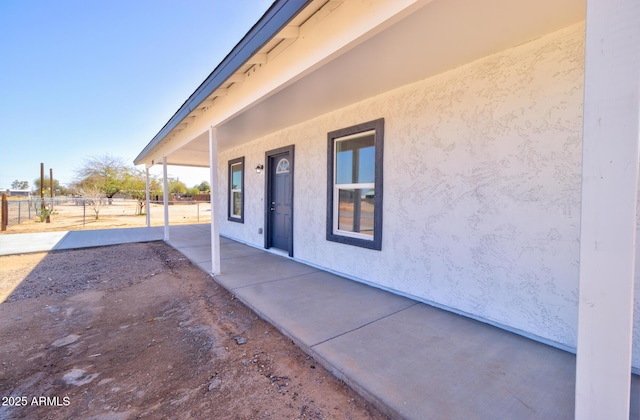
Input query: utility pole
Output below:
<box><xmin>50</xmin><ymin>168</ymin><xmax>54</xmax><ymax>210</ymax></box>
<box><xmin>40</xmin><ymin>163</ymin><xmax>44</xmax><ymax>214</ymax></box>
<box><xmin>1</xmin><ymin>193</ymin><xmax>7</xmax><ymax>231</ymax></box>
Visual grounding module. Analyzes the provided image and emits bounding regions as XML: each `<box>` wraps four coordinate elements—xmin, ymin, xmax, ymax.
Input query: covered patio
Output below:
<box><xmin>4</xmin><ymin>224</ymin><xmax>638</xmax><ymax>417</ymax></box>
<box><xmin>167</xmin><ymin>224</ymin><xmax>637</xmax><ymax>419</ymax></box>
<box><xmin>134</xmin><ymin>0</ymin><xmax>640</xmax><ymax>416</ymax></box>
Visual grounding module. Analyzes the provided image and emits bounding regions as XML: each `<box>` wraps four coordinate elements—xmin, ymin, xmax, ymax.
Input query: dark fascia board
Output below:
<box><xmin>135</xmin><ymin>0</ymin><xmax>313</xmax><ymax>165</ymax></box>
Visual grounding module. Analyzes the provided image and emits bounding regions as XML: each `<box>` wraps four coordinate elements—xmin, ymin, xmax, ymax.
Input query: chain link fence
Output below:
<box><xmin>1</xmin><ymin>196</ymin><xmax>212</xmax><ymax>231</ymax></box>
<box><xmin>1</xmin><ymin>197</ymin><xmax>73</xmax><ymax>228</ymax></box>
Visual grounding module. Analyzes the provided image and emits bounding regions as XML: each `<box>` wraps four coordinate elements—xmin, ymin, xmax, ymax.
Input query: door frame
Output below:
<box><xmin>264</xmin><ymin>145</ymin><xmax>295</xmax><ymax>257</ymax></box>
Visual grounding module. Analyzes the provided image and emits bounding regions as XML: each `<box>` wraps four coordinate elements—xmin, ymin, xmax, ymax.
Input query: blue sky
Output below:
<box><xmin>0</xmin><ymin>0</ymin><xmax>272</xmax><ymax>190</ymax></box>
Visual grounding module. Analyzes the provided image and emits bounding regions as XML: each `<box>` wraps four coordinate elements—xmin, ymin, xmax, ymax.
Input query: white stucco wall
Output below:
<box><xmin>218</xmin><ymin>23</ymin><xmax>640</xmax><ymax>364</ymax></box>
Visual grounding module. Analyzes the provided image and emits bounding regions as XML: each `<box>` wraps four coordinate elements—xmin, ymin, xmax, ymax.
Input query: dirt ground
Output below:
<box><xmin>2</xmin><ymin>199</ymin><xmax>211</xmax><ymax>234</ymax></box>
<box><xmin>0</xmin><ymin>242</ymin><xmax>388</xmax><ymax>419</ymax></box>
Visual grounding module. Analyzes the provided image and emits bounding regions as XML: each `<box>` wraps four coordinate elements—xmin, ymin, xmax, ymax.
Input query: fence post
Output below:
<box><xmin>18</xmin><ymin>200</ymin><xmax>21</xmax><ymax>224</ymax></box>
<box><xmin>1</xmin><ymin>193</ymin><xmax>7</xmax><ymax>231</ymax></box>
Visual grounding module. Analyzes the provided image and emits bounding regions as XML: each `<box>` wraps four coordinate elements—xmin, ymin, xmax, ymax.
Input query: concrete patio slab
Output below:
<box><xmin>167</xmin><ymin>234</ymin><xmax>212</xmax><ymax>248</ymax></box>
<box><xmin>0</xmin><ymin>227</ymin><xmax>163</xmax><ymax>255</ymax></box>
<box><xmin>232</xmin><ymin>270</ymin><xmax>417</xmax><ymax>346</ymax></box>
<box><xmin>312</xmin><ymin>303</ymin><xmax>577</xmax><ymax>419</ymax></box>
<box><xmin>164</xmin><ymin>224</ymin><xmax>211</xmax><ymax>246</ymax></box>
<box><xmin>173</xmin><ymin>245</ymin><xmax>214</xmax><ymax>265</ymax></box>
<box><xmin>220</xmin><ymin>242</ymin><xmax>265</xmax><ymax>260</ymax></box>
<box><xmin>0</xmin><ymin>231</ymin><xmax>69</xmax><ymax>255</ymax></box>
<box><xmin>215</xmin><ymin>252</ymin><xmax>318</xmax><ymax>289</ymax></box>
<box><xmin>53</xmin><ymin>227</ymin><xmax>163</xmax><ymax>250</ymax></box>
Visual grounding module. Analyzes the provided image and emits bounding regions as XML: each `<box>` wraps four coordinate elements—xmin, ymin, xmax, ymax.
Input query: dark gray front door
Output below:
<box><xmin>266</xmin><ymin>147</ymin><xmax>293</xmax><ymax>255</ymax></box>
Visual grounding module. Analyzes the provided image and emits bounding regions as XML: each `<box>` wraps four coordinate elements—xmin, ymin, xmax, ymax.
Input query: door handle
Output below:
<box><xmin>270</xmin><ymin>207</ymin><xmax>275</xmax><ymax>211</ymax></box>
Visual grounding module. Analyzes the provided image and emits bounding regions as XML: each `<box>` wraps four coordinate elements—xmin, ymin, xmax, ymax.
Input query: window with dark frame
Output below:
<box><xmin>326</xmin><ymin>118</ymin><xmax>383</xmax><ymax>250</ymax></box>
<box><xmin>228</xmin><ymin>157</ymin><xmax>244</xmax><ymax>223</ymax></box>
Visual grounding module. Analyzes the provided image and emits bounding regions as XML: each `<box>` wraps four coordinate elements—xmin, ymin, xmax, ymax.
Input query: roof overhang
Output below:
<box><xmin>134</xmin><ymin>0</ymin><xmax>315</xmax><ymax>166</ymax></box>
<box><xmin>135</xmin><ymin>0</ymin><xmax>585</xmax><ymax>168</ymax></box>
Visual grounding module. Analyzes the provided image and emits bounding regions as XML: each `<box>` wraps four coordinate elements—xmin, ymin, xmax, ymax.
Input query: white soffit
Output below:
<box><xmin>216</xmin><ymin>0</ymin><xmax>585</xmax><ymax>151</ymax></box>
<box><xmin>163</xmin><ymin>0</ymin><xmax>584</xmax><ymax>166</ymax></box>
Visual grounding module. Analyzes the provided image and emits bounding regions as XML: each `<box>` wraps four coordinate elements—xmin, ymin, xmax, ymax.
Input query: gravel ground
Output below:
<box><xmin>0</xmin><ymin>242</ymin><xmax>388</xmax><ymax>419</ymax></box>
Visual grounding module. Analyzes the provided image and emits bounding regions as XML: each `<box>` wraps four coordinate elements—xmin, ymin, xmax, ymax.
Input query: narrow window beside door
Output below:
<box><xmin>327</xmin><ymin>119</ymin><xmax>383</xmax><ymax>250</ymax></box>
<box><xmin>228</xmin><ymin>157</ymin><xmax>244</xmax><ymax>223</ymax></box>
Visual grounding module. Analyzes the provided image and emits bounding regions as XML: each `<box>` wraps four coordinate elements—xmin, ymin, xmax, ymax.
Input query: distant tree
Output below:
<box><xmin>186</xmin><ymin>187</ymin><xmax>200</xmax><ymax>196</ymax></box>
<box><xmin>58</xmin><ymin>185</ymin><xmax>70</xmax><ymax>196</ymax></box>
<box><xmin>168</xmin><ymin>178</ymin><xmax>187</xmax><ymax>195</ymax></box>
<box><xmin>11</xmin><ymin>180</ymin><xmax>29</xmax><ymax>190</ymax></box>
<box><xmin>77</xmin><ymin>181</ymin><xmax>105</xmax><ymax>220</ymax></box>
<box><xmin>196</xmin><ymin>181</ymin><xmax>210</xmax><ymax>192</ymax></box>
<box><xmin>75</xmin><ymin>155</ymin><xmax>127</xmax><ymax>204</ymax></box>
<box><xmin>121</xmin><ymin>169</ymin><xmax>161</xmax><ymax>215</ymax></box>
<box><xmin>34</xmin><ymin>177</ymin><xmax>67</xmax><ymax>196</ymax></box>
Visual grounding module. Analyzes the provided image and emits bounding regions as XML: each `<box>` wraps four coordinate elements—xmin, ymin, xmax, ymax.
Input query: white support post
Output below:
<box><xmin>575</xmin><ymin>0</ymin><xmax>640</xmax><ymax>418</ymax></box>
<box><xmin>145</xmin><ymin>167</ymin><xmax>151</xmax><ymax>228</ymax></box>
<box><xmin>209</xmin><ymin>126</ymin><xmax>221</xmax><ymax>275</ymax></box>
<box><xmin>162</xmin><ymin>156</ymin><xmax>170</xmax><ymax>241</ymax></box>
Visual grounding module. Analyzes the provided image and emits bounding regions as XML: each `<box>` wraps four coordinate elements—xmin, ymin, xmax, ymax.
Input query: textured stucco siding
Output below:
<box><xmin>218</xmin><ymin>23</ymin><xmax>640</xmax><ymax>366</ymax></box>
